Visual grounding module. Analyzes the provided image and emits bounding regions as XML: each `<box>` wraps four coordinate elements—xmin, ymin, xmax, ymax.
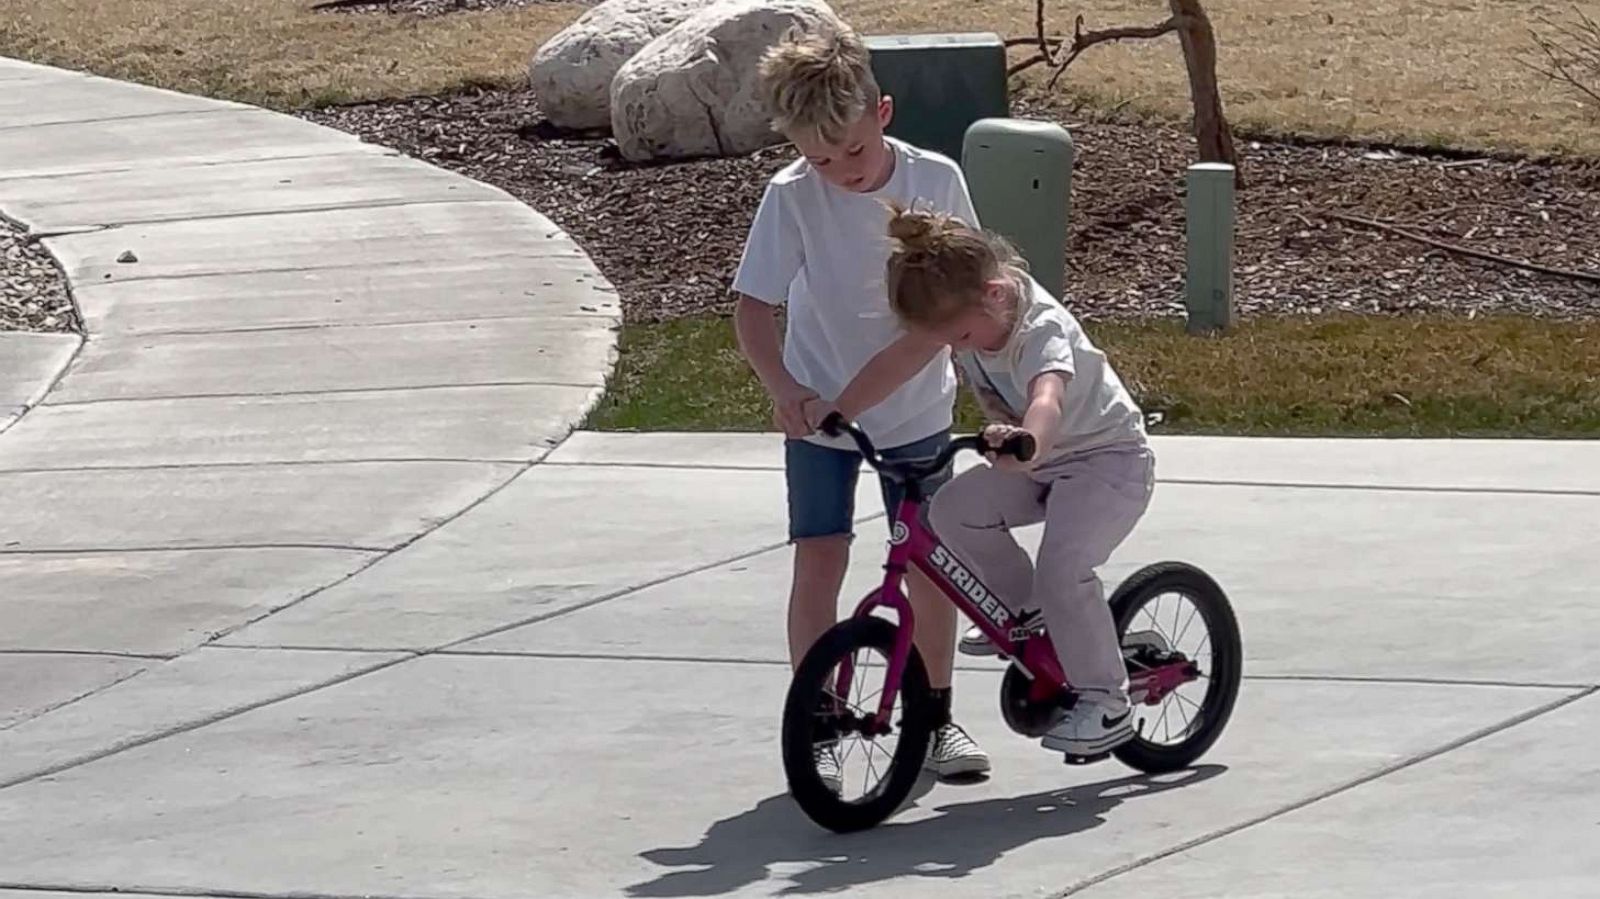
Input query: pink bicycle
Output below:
<box><xmin>781</xmin><ymin>415</ymin><xmax>1242</xmax><ymax>833</ymax></box>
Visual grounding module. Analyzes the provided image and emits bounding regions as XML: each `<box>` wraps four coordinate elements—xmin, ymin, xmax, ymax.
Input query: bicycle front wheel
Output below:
<box><xmin>780</xmin><ymin>616</ymin><xmax>934</xmax><ymax>833</ymax></box>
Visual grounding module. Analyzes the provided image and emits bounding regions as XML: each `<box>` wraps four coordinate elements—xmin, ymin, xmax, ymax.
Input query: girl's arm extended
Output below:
<box><xmin>987</xmin><ymin>371</ymin><xmax>1068</xmax><ymax>470</ymax></box>
<box><xmin>805</xmin><ymin>330</ymin><xmax>945</xmax><ymax>426</ymax></box>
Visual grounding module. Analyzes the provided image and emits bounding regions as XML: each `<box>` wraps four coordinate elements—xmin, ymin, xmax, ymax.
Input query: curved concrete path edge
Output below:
<box><xmin>0</xmin><ymin>331</ymin><xmax>81</xmax><ymax>434</ymax></box>
<box><xmin>0</xmin><ymin>56</ymin><xmax>618</xmax><ymax>669</ymax></box>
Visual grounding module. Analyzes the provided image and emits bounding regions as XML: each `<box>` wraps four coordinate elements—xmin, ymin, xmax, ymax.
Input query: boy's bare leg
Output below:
<box><xmin>906</xmin><ymin>567</ymin><xmax>955</xmax><ymax>689</ymax></box>
<box><xmin>788</xmin><ymin>535</ymin><xmax>851</xmax><ymax>668</ymax></box>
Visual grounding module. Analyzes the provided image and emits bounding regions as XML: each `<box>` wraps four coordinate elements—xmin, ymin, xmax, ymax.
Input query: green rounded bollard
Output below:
<box><xmin>961</xmin><ymin>118</ymin><xmax>1074</xmax><ymax>301</ymax></box>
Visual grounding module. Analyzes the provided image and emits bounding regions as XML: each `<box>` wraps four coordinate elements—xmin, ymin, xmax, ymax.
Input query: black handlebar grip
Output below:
<box><xmin>820</xmin><ymin>411</ymin><xmax>847</xmax><ymax>437</ymax></box>
<box><xmin>999</xmin><ymin>432</ymin><xmax>1037</xmax><ymax>463</ymax></box>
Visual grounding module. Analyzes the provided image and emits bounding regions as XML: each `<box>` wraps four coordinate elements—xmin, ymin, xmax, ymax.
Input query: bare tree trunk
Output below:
<box><xmin>1010</xmin><ymin>0</ymin><xmax>1244</xmax><ymax>185</ymax></box>
<box><xmin>1170</xmin><ymin>0</ymin><xmax>1243</xmax><ymax>185</ymax></box>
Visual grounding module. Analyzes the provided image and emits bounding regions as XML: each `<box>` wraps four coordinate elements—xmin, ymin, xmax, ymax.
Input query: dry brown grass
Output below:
<box><xmin>0</xmin><ymin>0</ymin><xmax>585</xmax><ymax>109</ymax></box>
<box><xmin>837</xmin><ymin>0</ymin><xmax>1600</xmax><ymax>157</ymax></box>
<box><xmin>3</xmin><ymin>0</ymin><xmax>1596</xmax><ymax>154</ymax></box>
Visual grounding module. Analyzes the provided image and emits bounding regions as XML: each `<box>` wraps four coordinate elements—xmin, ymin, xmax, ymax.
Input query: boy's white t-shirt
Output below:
<box><xmin>957</xmin><ymin>276</ymin><xmax>1149</xmax><ymax>464</ymax></box>
<box><xmin>733</xmin><ymin>136</ymin><xmax>979</xmax><ymax>450</ymax></box>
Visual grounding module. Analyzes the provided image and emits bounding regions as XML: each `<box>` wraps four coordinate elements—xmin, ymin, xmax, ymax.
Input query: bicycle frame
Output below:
<box><xmin>835</xmin><ymin>497</ymin><xmax>1198</xmax><ymax>731</ymax></box>
<box><xmin>837</xmin><ymin>496</ymin><xmax>1071</xmax><ymax>730</ymax></box>
<box><xmin>815</xmin><ymin>415</ymin><xmax>1195</xmax><ymax>734</ymax></box>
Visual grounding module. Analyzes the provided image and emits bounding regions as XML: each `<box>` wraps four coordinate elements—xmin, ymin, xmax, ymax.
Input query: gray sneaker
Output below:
<box><xmin>1041</xmin><ymin>693</ymin><xmax>1135</xmax><ymax>756</ymax></box>
<box><xmin>958</xmin><ymin>625</ymin><xmax>999</xmax><ymax>657</ymax></box>
<box><xmin>925</xmin><ymin>722</ymin><xmax>992</xmax><ymax>780</ymax></box>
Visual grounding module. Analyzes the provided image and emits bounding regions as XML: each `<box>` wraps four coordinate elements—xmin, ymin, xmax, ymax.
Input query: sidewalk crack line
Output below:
<box><xmin>1052</xmin><ymin>685</ymin><xmax>1598</xmax><ymax>897</ymax></box>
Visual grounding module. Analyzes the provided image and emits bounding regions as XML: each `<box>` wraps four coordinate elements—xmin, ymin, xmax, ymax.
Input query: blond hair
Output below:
<box><xmin>758</xmin><ymin>21</ymin><xmax>881</xmax><ymax>145</ymax></box>
<box><xmin>886</xmin><ymin>204</ymin><xmax>1027</xmax><ymax>329</ymax></box>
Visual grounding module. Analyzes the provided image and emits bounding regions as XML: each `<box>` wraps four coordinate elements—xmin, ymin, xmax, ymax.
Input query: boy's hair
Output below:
<box><xmin>758</xmin><ymin>20</ymin><xmax>881</xmax><ymax>145</ymax></box>
<box><xmin>885</xmin><ymin>203</ymin><xmax>1028</xmax><ymax>330</ymax></box>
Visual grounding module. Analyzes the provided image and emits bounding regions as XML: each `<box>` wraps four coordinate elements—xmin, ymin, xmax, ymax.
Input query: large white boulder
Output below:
<box><xmin>610</xmin><ymin>0</ymin><xmax>839</xmax><ymax>162</ymax></box>
<box><xmin>529</xmin><ymin>0</ymin><xmax>709</xmax><ymax>131</ymax></box>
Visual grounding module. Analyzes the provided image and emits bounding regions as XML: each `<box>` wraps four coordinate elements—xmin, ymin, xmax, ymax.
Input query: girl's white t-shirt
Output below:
<box><xmin>957</xmin><ymin>276</ymin><xmax>1149</xmax><ymax>464</ymax></box>
<box><xmin>733</xmin><ymin>137</ymin><xmax>979</xmax><ymax>450</ymax></box>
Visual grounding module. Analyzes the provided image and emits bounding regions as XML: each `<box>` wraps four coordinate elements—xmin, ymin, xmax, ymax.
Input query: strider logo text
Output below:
<box><xmin>929</xmin><ymin>544</ymin><xmax>1012</xmax><ymax>631</ymax></box>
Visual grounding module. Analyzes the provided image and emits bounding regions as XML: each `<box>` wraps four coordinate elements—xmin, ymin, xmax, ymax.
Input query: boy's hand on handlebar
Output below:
<box><xmin>770</xmin><ymin>382</ymin><xmax>819</xmax><ymax>439</ymax></box>
<box><xmin>981</xmin><ymin>424</ymin><xmax>1035</xmax><ymax>472</ymax></box>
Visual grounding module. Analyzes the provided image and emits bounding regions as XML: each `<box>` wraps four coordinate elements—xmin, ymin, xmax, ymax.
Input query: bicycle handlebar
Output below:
<box><xmin>819</xmin><ymin>412</ymin><xmax>1036</xmax><ymax>483</ymax></box>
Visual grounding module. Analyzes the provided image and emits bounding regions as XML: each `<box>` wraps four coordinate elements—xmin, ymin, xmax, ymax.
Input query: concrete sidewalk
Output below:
<box><xmin>4</xmin><ymin>426</ymin><xmax>1598</xmax><ymax>897</ymax></box>
<box><xmin>1</xmin><ymin>56</ymin><xmax>616</xmax><ymax>656</ymax></box>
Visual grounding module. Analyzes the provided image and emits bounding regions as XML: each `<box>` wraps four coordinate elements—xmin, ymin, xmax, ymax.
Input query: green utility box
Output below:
<box><xmin>865</xmin><ymin>33</ymin><xmax>1009</xmax><ymax>164</ymax></box>
<box><xmin>962</xmin><ymin>118</ymin><xmax>1075</xmax><ymax>300</ymax></box>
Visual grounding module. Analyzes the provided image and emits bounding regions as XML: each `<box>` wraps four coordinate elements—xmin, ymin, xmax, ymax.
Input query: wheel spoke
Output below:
<box><xmin>819</xmin><ymin>686</ymin><xmax>849</xmax><ymax>719</ymax></box>
<box><xmin>1173</xmin><ymin>601</ymin><xmax>1201</xmax><ymax>649</ymax></box>
<box><xmin>1139</xmin><ymin>604</ymin><xmax>1160</xmax><ymax>634</ymax></box>
<box><xmin>828</xmin><ymin>689</ymin><xmax>868</xmax><ymax>718</ymax></box>
<box><xmin>1175</xmin><ymin>688</ymin><xmax>1205</xmax><ymax>717</ymax></box>
<box><xmin>866</xmin><ymin>738</ymin><xmax>894</xmax><ymax>770</ymax></box>
<box><xmin>850</xmin><ymin>653</ymin><xmax>867</xmax><ymax>708</ymax></box>
<box><xmin>1155</xmin><ymin>696</ymin><xmax>1173</xmax><ymax>743</ymax></box>
<box><xmin>1170</xmin><ymin>690</ymin><xmax>1196</xmax><ymax>738</ymax></box>
<box><xmin>856</xmin><ymin>686</ymin><xmax>883</xmax><ymax>711</ymax></box>
<box><xmin>1143</xmin><ymin>599</ymin><xmax>1164</xmax><ymax>641</ymax></box>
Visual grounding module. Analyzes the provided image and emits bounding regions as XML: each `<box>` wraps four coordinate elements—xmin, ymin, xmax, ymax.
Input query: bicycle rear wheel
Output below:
<box><xmin>781</xmin><ymin>616</ymin><xmax>935</xmax><ymax>833</ymax></box>
<box><xmin>1110</xmin><ymin>562</ymin><xmax>1242</xmax><ymax>773</ymax></box>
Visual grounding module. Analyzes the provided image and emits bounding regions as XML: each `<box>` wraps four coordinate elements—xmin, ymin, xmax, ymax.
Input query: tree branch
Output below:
<box><xmin>310</xmin><ymin>0</ymin><xmax>391</xmax><ymax>9</ymax></box>
<box><xmin>1522</xmin><ymin>12</ymin><xmax>1600</xmax><ymax>110</ymax></box>
<box><xmin>1004</xmin><ymin>36</ymin><xmax>1063</xmax><ymax>49</ymax></box>
<box><xmin>1009</xmin><ymin>54</ymin><xmax>1050</xmax><ymax>78</ymax></box>
<box><xmin>1047</xmin><ymin>15</ymin><xmax>1182</xmax><ymax>89</ymax></box>
<box><xmin>1015</xmin><ymin>0</ymin><xmax>1244</xmax><ymax>184</ymax></box>
<box><xmin>1322</xmin><ymin>210</ymin><xmax>1600</xmax><ymax>285</ymax></box>
<box><xmin>1037</xmin><ymin>0</ymin><xmax>1057</xmax><ymax>67</ymax></box>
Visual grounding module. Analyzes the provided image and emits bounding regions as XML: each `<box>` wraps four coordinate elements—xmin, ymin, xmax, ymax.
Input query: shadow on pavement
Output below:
<box><xmin>628</xmin><ymin>764</ymin><xmax>1227</xmax><ymax>896</ymax></box>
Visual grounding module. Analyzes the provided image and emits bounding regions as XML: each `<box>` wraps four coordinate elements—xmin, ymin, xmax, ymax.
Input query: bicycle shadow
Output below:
<box><xmin>626</xmin><ymin>764</ymin><xmax>1226</xmax><ymax>897</ymax></box>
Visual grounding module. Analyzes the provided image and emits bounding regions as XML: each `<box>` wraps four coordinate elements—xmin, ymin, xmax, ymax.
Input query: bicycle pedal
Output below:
<box><xmin>1062</xmin><ymin>752</ymin><xmax>1110</xmax><ymax>766</ymax></box>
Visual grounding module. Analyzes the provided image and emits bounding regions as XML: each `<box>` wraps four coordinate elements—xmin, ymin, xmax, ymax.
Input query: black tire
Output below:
<box><xmin>781</xmin><ymin>616</ymin><xmax>935</xmax><ymax>833</ymax></box>
<box><xmin>1109</xmin><ymin>562</ymin><xmax>1242</xmax><ymax>773</ymax></box>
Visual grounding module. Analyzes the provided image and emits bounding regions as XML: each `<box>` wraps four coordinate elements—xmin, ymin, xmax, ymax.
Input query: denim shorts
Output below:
<box><xmin>785</xmin><ymin>429</ymin><xmax>953</xmax><ymax>541</ymax></box>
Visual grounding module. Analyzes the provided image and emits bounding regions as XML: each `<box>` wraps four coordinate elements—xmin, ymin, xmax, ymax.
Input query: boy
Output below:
<box><xmin>731</xmin><ymin>19</ymin><xmax>991</xmax><ymax>791</ymax></box>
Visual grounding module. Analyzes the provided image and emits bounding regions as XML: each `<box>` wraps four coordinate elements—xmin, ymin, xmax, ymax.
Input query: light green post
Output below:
<box><xmin>1185</xmin><ymin>162</ymin><xmax>1235</xmax><ymax>334</ymax></box>
<box><xmin>961</xmin><ymin>118</ymin><xmax>1074</xmax><ymax>301</ymax></box>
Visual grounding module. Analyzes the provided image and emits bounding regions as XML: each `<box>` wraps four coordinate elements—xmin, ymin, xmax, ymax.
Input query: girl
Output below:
<box><xmin>883</xmin><ymin>203</ymin><xmax>1155</xmax><ymax>756</ymax></box>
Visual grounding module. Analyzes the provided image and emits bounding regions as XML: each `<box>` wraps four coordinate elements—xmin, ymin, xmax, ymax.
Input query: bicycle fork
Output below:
<box><xmin>832</xmin><ymin>536</ymin><xmax>922</xmax><ymax>735</ymax></box>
